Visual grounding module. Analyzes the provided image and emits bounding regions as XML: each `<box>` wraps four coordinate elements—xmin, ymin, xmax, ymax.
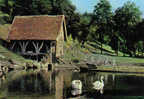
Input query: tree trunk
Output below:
<box><xmin>101</xmin><ymin>42</ymin><xmax>103</xmax><ymax>54</ymax></box>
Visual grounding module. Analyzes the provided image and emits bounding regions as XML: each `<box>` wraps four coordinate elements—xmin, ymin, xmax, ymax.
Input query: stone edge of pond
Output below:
<box><xmin>54</xmin><ymin>63</ymin><xmax>144</xmax><ymax>73</ymax></box>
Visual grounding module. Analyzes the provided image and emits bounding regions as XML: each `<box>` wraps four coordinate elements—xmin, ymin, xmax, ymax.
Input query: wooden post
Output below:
<box><xmin>32</xmin><ymin>41</ymin><xmax>44</xmax><ymax>54</ymax></box>
<box><xmin>63</xmin><ymin>19</ymin><xmax>68</xmax><ymax>41</ymax></box>
<box><xmin>46</xmin><ymin>45</ymin><xmax>50</xmax><ymax>53</ymax></box>
<box><xmin>19</xmin><ymin>41</ymin><xmax>29</xmax><ymax>54</ymax></box>
<box><xmin>10</xmin><ymin>42</ymin><xmax>16</xmax><ymax>50</ymax></box>
<box><xmin>50</xmin><ymin>41</ymin><xmax>56</xmax><ymax>63</ymax></box>
<box><xmin>32</xmin><ymin>41</ymin><xmax>39</xmax><ymax>54</ymax></box>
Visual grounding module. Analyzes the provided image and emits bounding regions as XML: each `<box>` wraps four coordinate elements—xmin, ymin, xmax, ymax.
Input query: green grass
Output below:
<box><xmin>63</xmin><ymin>42</ymin><xmax>86</xmax><ymax>63</ymax></box>
<box><xmin>0</xmin><ymin>24</ymin><xmax>11</xmax><ymax>41</ymax></box>
<box><xmin>92</xmin><ymin>53</ymin><xmax>144</xmax><ymax>65</ymax></box>
<box><xmin>85</xmin><ymin>41</ymin><xmax>144</xmax><ymax>65</ymax></box>
<box><xmin>0</xmin><ymin>44</ymin><xmax>32</xmax><ymax>63</ymax></box>
<box><xmin>62</xmin><ymin>35</ymin><xmax>90</xmax><ymax>63</ymax></box>
<box><xmin>112</xmin><ymin>56</ymin><xmax>144</xmax><ymax>64</ymax></box>
<box><xmin>0</xmin><ymin>32</ymin><xmax>143</xmax><ymax>66</ymax></box>
<box><xmin>85</xmin><ymin>41</ymin><xmax>127</xmax><ymax>56</ymax></box>
<box><xmin>0</xmin><ymin>24</ymin><xmax>31</xmax><ymax>63</ymax></box>
<box><xmin>63</xmin><ymin>38</ymin><xmax>144</xmax><ymax>65</ymax></box>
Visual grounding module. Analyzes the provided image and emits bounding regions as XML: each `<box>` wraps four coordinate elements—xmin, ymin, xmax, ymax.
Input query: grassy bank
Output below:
<box><xmin>0</xmin><ymin>44</ymin><xmax>32</xmax><ymax>63</ymax></box>
<box><xmin>0</xmin><ymin>33</ymin><xmax>144</xmax><ymax>73</ymax></box>
<box><xmin>112</xmin><ymin>56</ymin><xmax>144</xmax><ymax>64</ymax></box>
<box><xmin>61</xmin><ymin>36</ymin><xmax>144</xmax><ymax>73</ymax></box>
<box><xmin>0</xmin><ymin>24</ymin><xmax>32</xmax><ymax>63</ymax></box>
<box><xmin>86</xmin><ymin>42</ymin><xmax>144</xmax><ymax>65</ymax></box>
<box><xmin>63</xmin><ymin>37</ymin><xmax>144</xmax><ymax>65</ymax></box>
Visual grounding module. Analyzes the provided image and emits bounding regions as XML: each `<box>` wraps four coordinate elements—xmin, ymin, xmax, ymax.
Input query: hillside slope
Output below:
<box><xmin>0</xmin><ymin>44</ymin><xmax>31</xmax><ymax>63</ymax></box>
<box><xmin>62</xmin><ymin>37</ymin><xmax>144</xmax><ymax>66</ymax></box>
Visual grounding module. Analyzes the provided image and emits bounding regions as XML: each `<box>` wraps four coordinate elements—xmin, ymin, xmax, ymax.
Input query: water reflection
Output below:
<box><xmin>7</xmin><ymin>71</ymin><xmax>54</xmax><ymax>94</ymax></box>
<box><xmin>63</xmin><ymin>72</ymin><xmax>144</xmax><ymax>99</ymax></box>
<box><xmin>0</xmin><ymin>70</ymin><xmax>144</xmax><ymax>99</ymax></box>
<box><xmin>55</xmin><ymin>70</ymin><xmax>64</xmax><ymax>99</ymax></box>
<box><xmin>0</xmin><ymin>70</ymin><xmax>55</xmax><ymax>99</ymax></box>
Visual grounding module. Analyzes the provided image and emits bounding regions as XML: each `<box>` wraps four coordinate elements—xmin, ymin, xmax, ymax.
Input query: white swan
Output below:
<box><xmin>93</xmin><ymin>76</ymin><xmax>104</xmax><ymax>94</ymax></box>
<box><xmin>71</xmin><ymin>80</ymin><xmax>82</xmax><ymax>96</ymax></box>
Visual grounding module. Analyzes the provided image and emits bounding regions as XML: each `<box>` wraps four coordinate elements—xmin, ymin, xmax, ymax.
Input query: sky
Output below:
<box><xmin>71</xmin><ymin>0</ymin><xmax>144</xmax><ymax>16</ymax></box>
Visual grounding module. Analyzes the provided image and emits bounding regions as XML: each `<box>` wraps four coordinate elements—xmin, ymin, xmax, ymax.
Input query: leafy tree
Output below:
<box><xmin>135</xmin><ymin>19</ymin><xmax>144</xmax><ymax>41</ymax></box>
<box><xmin>0</xmin><ymin>11</ymin><xmax>9</xmax><ymax>24</ymax></box>
<box><xmin>0</xmin><ymin>0</ymin><xmax>82</xmax><ymax>39</ymax></box>
<box><xmin>0</xmin><ymin>0</ymin><xmax>15</xmax><ymax>23</ymax></box>
<box><xmin>0</xmin><ymin>0</ymin><xmax>76</xmax><ymax>21</ymax></box>
<box><xmin>114</xmin><ymin>1</ymin><xmax>142</xmax><ymax>56</ymax></box>
<box><xmin>78</xmin><ymin>13</ymin><xmax>92</xmax><ymax>43</ymax></box>
<box><xmin>136</xmin><ymin>41</ymin><xmax>143</xmax><ymax>56</ymax></box>
<box><xmin>134</xmin><ymin>19</ymin><xmax>144</xmax><ymax>56</ymax></box>
<box><xmin>93</xmin><ymin>0</ymin><xmax>112</xmax><ymax>54</ymax></box>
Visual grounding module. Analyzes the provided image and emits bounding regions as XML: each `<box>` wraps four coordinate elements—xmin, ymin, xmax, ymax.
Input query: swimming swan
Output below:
<box><xmin>93</xmin><ymin>76</ymin><xmax>104</xmax><ymax>94</ymax></box>
<box><xmin>71</xmin><ymin>80</ymin><xmax>82</xmax><ymax>96</ymax></box>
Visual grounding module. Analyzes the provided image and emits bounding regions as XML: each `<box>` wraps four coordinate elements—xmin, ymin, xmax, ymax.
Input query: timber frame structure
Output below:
<box><xmin>7</xmin><ymin>15</ymin><xmax>67</xmax><ymax>62</ymax></box>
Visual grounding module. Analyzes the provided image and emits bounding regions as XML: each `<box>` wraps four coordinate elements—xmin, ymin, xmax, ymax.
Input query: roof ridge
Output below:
<box><xmin>15</xmin><ymin>15</ymin><xmax>64</xmax><ymax>18</ymax></box>
<box><xmin>8</xmin><ymin>15</ymin><xmax>66</xmax><ymax>40</ymax></box>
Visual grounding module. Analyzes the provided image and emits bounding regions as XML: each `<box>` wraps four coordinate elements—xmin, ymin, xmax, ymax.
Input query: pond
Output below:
<box><xmin>0</xmin><ymin>70</ymin><xmax>144</xmax><ymax>99</ymax></box>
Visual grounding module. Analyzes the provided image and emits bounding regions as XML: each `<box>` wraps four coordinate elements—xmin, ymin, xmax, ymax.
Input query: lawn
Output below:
<box><xmin>0</xmin><ymin>24</ymin><xmax>11</xmax><ymax>41</ymax></box>
<box><xmin>113</xmin><ymin>56</ymin><xmax>144</xmax><ymax>64</ymax></box>
<box><xmin>0</xmin><ymin>44</ymin><xmax>32</xmax><ymax>63</ymax></box>
<box><xmin>85</xmin><ymin>41</ymin><xmax>144</xmax><ymax>65</ymax></box>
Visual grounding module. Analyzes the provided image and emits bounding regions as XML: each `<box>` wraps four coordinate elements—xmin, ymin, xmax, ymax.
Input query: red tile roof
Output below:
<box><xmin>8</xmin><ymin>15</ymin><xmax>65</xmax><ymax>40</ymax></box>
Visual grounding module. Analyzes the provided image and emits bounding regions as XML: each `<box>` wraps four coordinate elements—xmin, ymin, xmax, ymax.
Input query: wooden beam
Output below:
<box><xmin>50</xmin><ymin>41</ymin><xmax>56</xmax><ymax>63</ymax></box>
<box><xmin>10</xmin><ymin>42</ymin><xmax>16</xmax><ymax>50</ymax></box>
<box><xmin>19</xmin><ymin>42</ymin><xmax>24</xmax><ymax>53</ymax></box>
<box><xmin>32</xmin><ymin>41</ymin><xmax>44</xmax><ymax>54</ymax></box>
<box><xmin>63</xmin><ymin>19</ymin><xmax>68</xmax><ymax>41</ymax></box>
<box><xmin>39</xmin><ymin>41</ymin><xmax>44</xmax><ymax>51</ymax></box>
<box><xmin>32</xmin><ymin>41</ymin><xmax>39</xmax><ymax>53</ymax></box>
<box><xmin>25</xmin><ymin>41</ymin><xmax>29</xmax><ymax>50</ymax></box>
<box><xmin>19</xmin><ymin>41</ymin><xmax>29</xmax><ymax>53</ymax></box>
<box><xmin>50</xmin><ymin>41</ymin><xmax>56</xmax><ymax>47</ymax></box>
<box><xmin>46</xmin><ymin>46</ymin><xmax>50</xmax><ymax>53</ymax></box>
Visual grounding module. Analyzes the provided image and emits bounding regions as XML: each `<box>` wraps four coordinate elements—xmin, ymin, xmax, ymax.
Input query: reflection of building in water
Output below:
<box><xmin>6</xmin><ymin>70</ymin><xmax>55</xmax><ymax>94</ymax></box>
<box><xmin>0</xmin><ymin>76</ymin><xmax>5</xmax><ymax>87</ymax></box>
<box><xmin>41</xmin><ymin>71</ymin><xmax>53</xmax><ymax>93</ymax></box>
<box><xmin>112</xmin><ymin>74</ymin><xmax>115</xmax><ymax>83</ymax></box>
<box><xmin>55</xmin><ymin>71</ymin><xmax>64</xmax><ymax>99</ymax></box>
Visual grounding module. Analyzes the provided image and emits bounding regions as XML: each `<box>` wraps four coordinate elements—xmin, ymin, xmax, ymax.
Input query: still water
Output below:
<box><xmin>0</xmin><ymin>70</ymin><xmax>144</xmax><ymax>99</ymax></box>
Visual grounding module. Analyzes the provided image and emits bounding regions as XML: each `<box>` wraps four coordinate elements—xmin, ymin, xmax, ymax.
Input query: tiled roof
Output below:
<box><xmin>8</xmin><ymin>15</ymin><xmax>65</xmax><ymax>40</ymax></box>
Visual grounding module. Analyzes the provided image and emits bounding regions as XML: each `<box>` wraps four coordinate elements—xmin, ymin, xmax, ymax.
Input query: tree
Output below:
<box><xmin>0</xmin><ymin>0</ymin><xmax>76</xmax><ymax>21</ymax></box>
<box><xmin>77</xmin><ymin>13</ymin><xmax>92</xmax><ymax>43</ymax></box>
<box><xmin>0</xmin><ymin>0</ymin><xmax>15</xmax><ymax>23</ymax></box>
<box><xmin>0</xmin><ymin>0</ymin><xmax>83</xmax><ymax>39</ymax></box>
<box><xmin>135</xmin><ymin>19</ymin><xmax>144</xmax><ymax>41</ymax></box>
<box><xmin>114</xmin><ymin>1</ymin><xmax>142</xmax><ymax>56</ymax></box>
<box><xmin>93</xmin><ymin>0</ymin><xmax>112</xmax><ymax>54</ymax></box>
<box><xmin>0</xmin><ymin>11</ymin><xmax>9</xmax><ymax>24</ymax></box>
<box><xmin>134</xmin><ymin>19</ymin><xmax>144</xmax><ymax>57</ymax></box>
<box><xmin>136</xmin><ymin>41</ymin><xmax>143</xmax><ymax>56</ymax></box>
